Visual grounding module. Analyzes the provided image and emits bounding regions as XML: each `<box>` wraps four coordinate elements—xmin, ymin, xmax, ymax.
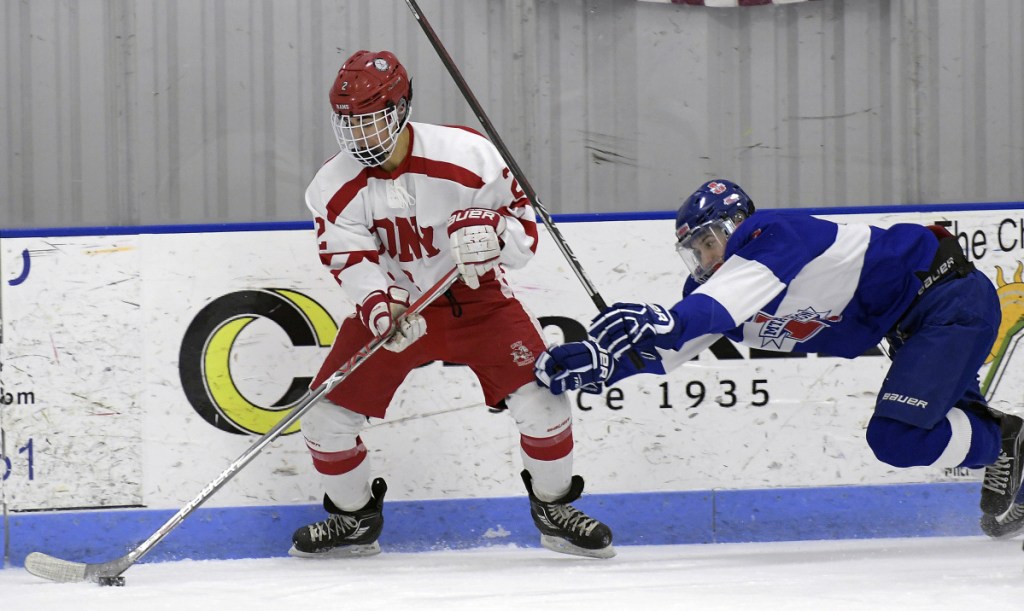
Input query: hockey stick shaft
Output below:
<box><xmin>404</xmin><ymin>0</ymin><xmax>601</xmax><ymax>305</ymax></box>
<box><xmin>24</xmin><ymin>268</ymin><xmax>459</xmax><ymax>583</ymax></box>
<box><xmin>403</xmin><ymin>0</ymin><xmax>643</xmax><ymax>368</ymax></box>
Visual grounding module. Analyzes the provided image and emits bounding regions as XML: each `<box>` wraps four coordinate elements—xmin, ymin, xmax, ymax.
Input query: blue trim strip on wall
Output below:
<box><xmin>3</xmin><ymin>482</ymin><xmax>983</xmax><ymax>568</ymax></box>
<box><xmin>2</xmin><ymin>200</ymin><xmax>1021</xmax><ymax>238</ymax></box>
<box><xmin>557</xmin><ymin>200</ymin><xmax>1024</xmax><ymax>223</ymax></box>
<box><xmin>0</xmin><ymin>220</ymin><xmax>314</xmax><ymax>238</ymax></box>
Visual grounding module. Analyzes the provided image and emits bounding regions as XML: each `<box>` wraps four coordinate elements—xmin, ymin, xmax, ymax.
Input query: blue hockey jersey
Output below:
<box><xmin>608</xmin><ymin>210</ymin><xmax>941</xmax><ymax>381</ymax></box>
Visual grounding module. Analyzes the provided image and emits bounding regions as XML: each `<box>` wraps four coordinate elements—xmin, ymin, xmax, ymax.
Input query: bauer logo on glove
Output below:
<box><xmin>448</xmin><ymin>208</ymin><xmax>503</xmax><ymax>227</ymax></box>
<box><xmin>447</xmin><ymin>208</ymin><xmax>507</xmax><ymax>289</ymax></box>
<box><xmin>534</xmin><ymin>340</ymin><xmax>614</xmax><ymax>395</ymax></box>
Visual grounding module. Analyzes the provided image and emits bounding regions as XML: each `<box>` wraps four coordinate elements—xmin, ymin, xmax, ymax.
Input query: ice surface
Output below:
<box><xmin>2</xmin><ymin>537</ymin><xmax>1022</xmax><ymax>610</ymax></box>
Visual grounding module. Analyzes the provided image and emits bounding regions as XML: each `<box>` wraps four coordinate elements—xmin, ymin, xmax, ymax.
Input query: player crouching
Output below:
<box><xmin>289</xmin><ymin>49</ymin><xmax>613</xmax><ymax>561</ymax></box>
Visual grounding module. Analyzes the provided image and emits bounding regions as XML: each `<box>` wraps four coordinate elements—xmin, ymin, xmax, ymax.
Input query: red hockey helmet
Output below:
<box><xmin>329</xmin><ymin>50</ymin><xmax>413</xmax><ymax>166</ymax></box>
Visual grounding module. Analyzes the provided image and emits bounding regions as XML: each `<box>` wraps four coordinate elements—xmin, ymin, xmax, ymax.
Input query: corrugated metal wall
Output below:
<box><xmin>1</xmin><ymin>0</ymin><xmax>1022</xmax><ymax>228</ymax></box>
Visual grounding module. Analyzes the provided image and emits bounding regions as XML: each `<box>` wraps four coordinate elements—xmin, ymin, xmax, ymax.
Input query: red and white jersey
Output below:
<box><xmin>305</xmin><ymin>122</ymin><xmax>538</xmax><ymax>305</ymax></box>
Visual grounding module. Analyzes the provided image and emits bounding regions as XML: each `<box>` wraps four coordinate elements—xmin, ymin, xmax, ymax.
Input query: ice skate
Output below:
<box><xmin>980</xmin><ymin>413</ymin><xmax>1024</xmax><ymax>516</ymax></box>
<box><xmin>522</xmin><ymin>470</ymin><xmax>614</xmax><ymax>559</ymax></box>
<box><xmin>980</xmin><ymin>502</ymin><xmax>1024</xmax><ymax>539</ymax></box>
<box><xmin>289</xmin><ymin>478</ymin><xmax>387</xmax><ymax>558</ymax></box>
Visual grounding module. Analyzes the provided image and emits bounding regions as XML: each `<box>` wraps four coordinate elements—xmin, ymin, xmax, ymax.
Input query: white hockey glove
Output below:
<box><xmin>534</xmin><ymin>340</ymin><xmax>613</xmax><ymax>395</ymax></box>
<box><xmin>589</xmin><ymin>302</ymin><xmax>681</xmax><ymax>360</ymax></box>
<box><xmin>357</xmin><ymin>286</ymin><xmax>427</xmax><ymax>353</ymax></box>
<box><xmin>447</xmin><ymin>208</ymin><xmax>507</xmax><ymax>289</ymax></box>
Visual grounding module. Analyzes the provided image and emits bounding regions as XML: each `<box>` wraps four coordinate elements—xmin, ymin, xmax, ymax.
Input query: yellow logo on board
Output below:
<box><xmin>983</xmin><ymin>261</ymin><xmax>1024</xmax><ymax>398</ymax></box>
<box><xmin>179</xmin><ymin>289</ymin><xmax>338</xmax><ymax>435</ymax></box>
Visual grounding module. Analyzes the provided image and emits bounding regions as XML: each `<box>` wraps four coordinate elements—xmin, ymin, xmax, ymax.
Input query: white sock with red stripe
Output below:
<box><xmin>521</xmin><ymin>447</ymin><xmax>574</xmax><ymax>502</ymax></box>
<box><xmin>311</xmin><ymin>437</ymin><xmax>373</xmax><ymax>512</ymax></box>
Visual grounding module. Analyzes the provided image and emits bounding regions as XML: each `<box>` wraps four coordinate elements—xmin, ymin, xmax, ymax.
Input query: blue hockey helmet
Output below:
<box><xmin>674</xmin><ymin>179</ymin><xmax>755</xmax><ymax>283</ymax></box>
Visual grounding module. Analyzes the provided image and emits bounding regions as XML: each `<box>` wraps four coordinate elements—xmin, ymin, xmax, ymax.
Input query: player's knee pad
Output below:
<box><xmin>300</xmin><ymin>400</ymin><xmax>367</xmax><ymax>453</ymax></box>
<box><xmin>866</xmin><ymin>413</ymin><xmax>953</xmax><ymax>468</ymax></box>
<box><xmin>507</xmin><ymin>382</ymin><xmax>574</xmax><ymax>462</ymax></box>
<box><xmin>866</xmin><ymin>416</ymin><xmax>916</xmax><ymax>467</ymax></box>
<box><xmin>505</xmin><ymin>382</ymin><xmax>572</xmax><ymax>439</ymax></box>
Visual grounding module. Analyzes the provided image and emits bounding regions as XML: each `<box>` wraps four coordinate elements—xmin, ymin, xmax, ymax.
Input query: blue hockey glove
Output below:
<box><xmin>589</xmin><ymin>302</ymin><xmax>680</xmax><ymax>360</ymax></box>
<box><xmin>534</xmin><ymin>340</ymin><xmax>614</xmax><ymax>395</ymax></box>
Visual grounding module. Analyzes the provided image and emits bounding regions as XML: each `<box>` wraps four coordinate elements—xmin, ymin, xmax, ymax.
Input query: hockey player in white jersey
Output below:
<box><xmin>534</xmin><ymin>179</ymin><xmax>1023</xmax><ymax>540</ymax></box>
<box><xmin>290</xmin><ymin>50</ymin><xmax>612</xmax><ymax>559</ymax></box>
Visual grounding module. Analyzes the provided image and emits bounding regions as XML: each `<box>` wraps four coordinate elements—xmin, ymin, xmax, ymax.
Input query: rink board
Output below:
<box><xmin>1</xmin><ymin>203</ymin><xmax>1023</xmax><ymax>566</ymax></box>
<box><xmin>5</xmin><ymin>482</ymin><xmax>980</xmax><ymax>565</ymax></box>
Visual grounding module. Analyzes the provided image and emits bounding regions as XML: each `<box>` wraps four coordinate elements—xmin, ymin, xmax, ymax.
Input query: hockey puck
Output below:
<box><xmin>98</xmin><ymin>575</ymin><xmax>126</xmax><ymax>587</ymax></box>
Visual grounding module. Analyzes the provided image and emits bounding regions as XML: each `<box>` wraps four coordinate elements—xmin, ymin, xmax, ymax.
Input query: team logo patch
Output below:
<box><xmin>510</xmin><ymin>341</ymin><xmax>535</xmax><ymax>367</ymax></box>
<box><xmin>753</xmin><ymin>307</ymin><xmax>841</xmax><ymax>349</ymax></box>
<box><xmin>708</xmin><ymin>181</ymin><xmax>727</xmax><ymax>195</ymax></box>
<box><xmin>373</xmin><ymin>58</ymin><xmax>389</xmax><ymax>71</ymax></box>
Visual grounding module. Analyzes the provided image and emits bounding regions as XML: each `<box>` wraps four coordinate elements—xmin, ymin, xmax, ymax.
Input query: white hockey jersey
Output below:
<box><xmin>305</xmin><ymin>122</ymin><xmax>538</xmax><ymax>305</ymax></box>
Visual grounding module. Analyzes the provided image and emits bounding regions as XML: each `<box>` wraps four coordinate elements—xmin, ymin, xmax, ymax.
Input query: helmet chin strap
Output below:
<box><xmin>356</xmin><ymin>146</ymin><xmax>392</xmax><ymax>167</ymax></box>
<box><xmin>366</xmin><ymin>122</ymin><xmax>411</xmax><ymax>169</ymax></box>
<box><xmin>706</xmin><ymin>261</ymin><xmax>724</xmax><ymax>279</ymax></box>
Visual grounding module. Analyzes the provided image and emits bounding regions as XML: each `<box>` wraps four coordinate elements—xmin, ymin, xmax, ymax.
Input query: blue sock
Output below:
<box><xmin>958</xmin><ymin>408</ymin><xmax>1001</xmax><ymax>468</ymax></box>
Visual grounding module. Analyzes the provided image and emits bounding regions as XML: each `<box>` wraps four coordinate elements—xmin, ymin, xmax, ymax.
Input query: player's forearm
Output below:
<box><xmin>496</xmin><ymin>213</ymin><xmax>537</xmax><ymax>269</ymax></box>
<box><xmin>666</xmin><ymin>294</ymin><xmax>738</xmax><ymax>349</ymax></box>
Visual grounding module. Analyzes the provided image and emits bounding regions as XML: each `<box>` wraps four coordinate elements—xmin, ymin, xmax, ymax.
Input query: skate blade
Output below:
<box><xmin>540</xmin><ymin>534</ymin><xmax>616</xmax><ymax>559</ymax></box>
<box><xmin>287</xmin><ymin>541</ymin><xmax>381</xmax><ymax>559</ymax></box>
<box><xmin>981</xmin><ymin>514</ymin><xmax>1024</xmax><ymax>540</ymax></box>
<box><xmin>981</xmin><ymin>526</ymin><xmax>1024</xmax><ymax>540</ymax></box>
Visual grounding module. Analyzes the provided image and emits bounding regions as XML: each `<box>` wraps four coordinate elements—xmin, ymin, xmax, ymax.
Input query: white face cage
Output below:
<box><xmin>331</xmin><ymin>104</ymin><xmax>410</xmax><ymax>167</ymax></box>
<box><xmin>675</xmin><ymin>217</ymin><xmax>736</xmax><ymax>283</ymax></box>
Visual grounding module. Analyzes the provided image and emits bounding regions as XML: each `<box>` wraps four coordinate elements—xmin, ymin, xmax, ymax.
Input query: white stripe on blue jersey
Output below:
<box><xmin>693</xmin><ymin>255</ymin><xmax>785</xmax><ymax>329</ymax></box>
<box><xmin>737</xmin><ymin>223</ymin><xmax>869</xmax><ymax>352</ymax></box>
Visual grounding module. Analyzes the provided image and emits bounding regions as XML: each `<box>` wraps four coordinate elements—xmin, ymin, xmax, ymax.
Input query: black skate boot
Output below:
<box><xmin>980</xmin><ymin>412</ymin><xmax>1024</xmax><ymax>516</ymax></box>
<box><xmin>521</xmin><ymin>470</ymin><xmax>614</xmax><ymax>559</ymax></box>
<box><xmin>980</xmin><ymin>503</ymin><xmax>1024</xmax><ymax>539</ymax></box>
<box><xmin>289</xmin><ymin>478</ymin><xmax>387</xmax><ymax>558</ymax></box>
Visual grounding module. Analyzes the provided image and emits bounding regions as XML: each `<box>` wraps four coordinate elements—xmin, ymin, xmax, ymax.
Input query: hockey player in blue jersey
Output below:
<box><xmin>534</xmin><ymin>179</ymin><xmax>1024</xmax><ymax>539</ymax></box>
